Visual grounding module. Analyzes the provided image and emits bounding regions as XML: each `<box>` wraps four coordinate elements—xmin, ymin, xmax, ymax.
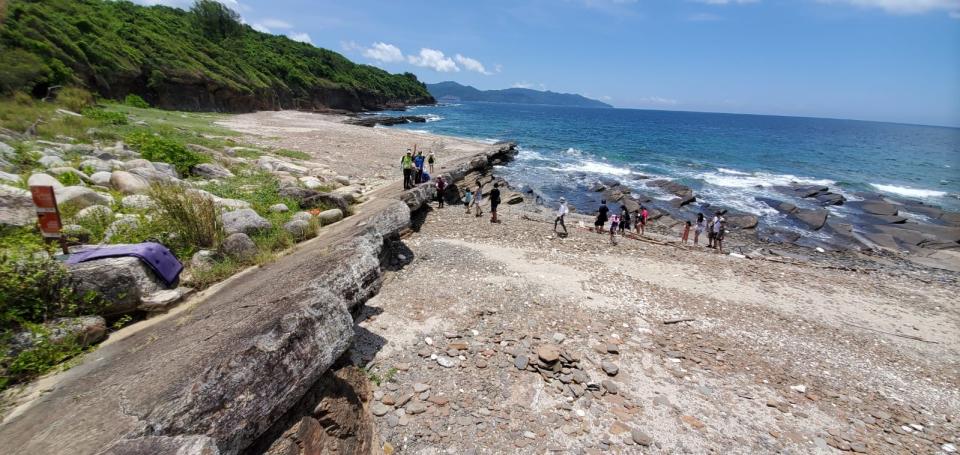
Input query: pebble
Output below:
<box><xmin>414</xmin><ymin>383</ymin><xmax>430</xmax><ymax>393</ymax></box>
<box><xmin>436</xmin><ymin>356</ymin><xmax>457</xmax><ymax>368</ymax></box>
<box><xmin>606</xmin><ymin>344</ymin><xmax>619</xmax><ymax>354</ymax></box>
<box><xmin>515</xmin><ymin>354</ymin><xmax>530</xmax><ymax>370</ymax></box>
<box><xmin>601</xmin><ymin>380</ymin><xmax>619</xmax><ymax>394</ymax></box>
<box><xmin>601</xmin><ymin>361</ymin><xmax>619</xmax><ymax>376</ymax></box>
<box><xmin>372</xmin><ymin>403</ymin><xmax>391</xmax><ymax>416</ymax></box>
<box><xmin>790</xmin><ymin>384</ymin><xmax>807</xmax><ymax>394</ymax></box>
<box><xmin>522</xmin><ymin>431</ymin><xmax>536</xmax><ymax>439</ymax></box>
<box><xmin>425</xmin><ymin>337</ymin><xmax>434</xmax><ymax>346</ymax></box>
<box><xmin>406</xmin><ymin>401</ymin><xmax>428</xmax><ymax>415</ymax></box>
<box><xmin>552</xmin><ymin>332</ymin><xmax>566</xmax><ymax>344</ymax></box>
<box><xmin>631</xmin><ymin>429</ymin><xmax>653</xmax><ymax>446</ymax></box>
<box><xmin>537</xmin><ymin>344</ymin><xmax>560</xmax><ymax>363</ymax></box>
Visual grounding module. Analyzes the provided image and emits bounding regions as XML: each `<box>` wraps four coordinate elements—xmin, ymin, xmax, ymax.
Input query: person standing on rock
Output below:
<box><xmin>712</xmin><ymin>212</ymin><xmax>726</xmax><ymax>252</ymax></box>
<box><xmin>681</xmin><ymin>220</ymin><xmax>691</xmax><ymax>244</ymax></box>
<box><xmin>435</xmin><ymin>176</ymin><xmax>446</xmax><ymax>208</ymax></box>
<box><xmin>401</xmin><ymin>150</ymin><xmax>414</xmax><ymax>189</ymax></box>
<box><xmin>490</xmin><ymin>182</ymin><xmax>501</xmax><ymax>223</ymax></box>
<box><xmin>428</xmin><ymin>152</ymin><xmax>436</xmax><ymax>175</ymax></box>
<box><xmin>694</xmin><ymin>213</ymin><xmax>706</xmax><ymax>246</ymax></box>
<box><xmin>595</xmin><ymin>200</ymin><xmax>609</xmax><ymax>233</ymax></box>
<box><xmin>414</xmin><ymin>150</ymin><xmax>426</xmax><ymax>184</ymax></box>
<box><xmin>708</xmin><ymin>211</ymin><xmax>719</xmax><ymax>248</ymax></box>
<box><xmin>554</xmin><ymin>197</ymin><xmax>569</xmax><ymax>235</ymax></box>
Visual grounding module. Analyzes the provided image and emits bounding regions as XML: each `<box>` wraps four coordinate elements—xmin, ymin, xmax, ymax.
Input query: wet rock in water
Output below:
<box><xmin>221</xmin><ymin>232</ymin><xmax>258</xmax><ymax>261</ymax></box>
<box><xmin>793</xmin><ymin>208</ymin><xmax>828</xmax><ymax>230</ymax></box>
<box><xmin>192</xmin><ymin>163</ymin><xmax>234</xmax><ymax>179</ymax></box>
<box><xmin>939</xmin><ymin>211</ymin><xmax>960</xmax><ymax>225</ymax></box>
<box><xmin>283</xmin><ymin>219</ymin><xmax>314</xmax><ymax>241</ymax></box>
<box><xmin>860</xmin><ymin>201</ymin><xmax>899</xmax><ymax>216</ymax></box>
<box><xmin>0</xmin><ymin>185</ymin><xmax>35</xmax><ymax>227</ymax></box>
<box><xmin>318</xmin><ymin>209</ymin><xmax>344</xmax><ymax>226</ymax></box>
<box><xmin>816</xmin><ymin>192</ymin><xmax>846</xmax><ymax>206</ymax></box>
<box><xmin>222</xmin><ymin>208</ymin><xmax>272</xmax><ymax>235</ymax></box>
<box><xmin>589</xmin><ymin>182</ymin><xmax>606</xmax><ymax>192</ymax></box>
<box><xmin>648</xmin><ymin>179</ymin><xmax>695</xmax><ymax>202</ymax></box>
<box><xmin>725</xmin><ymin>213</ymin><xmax>758</xmax><ymax>229</ymax></box>
<box><xmin>603</xmin><ymin>184</ymin><xmax>631</xmax><ymax>202</ymax></box>
<box><xmin>621</xmin><ymin>197</ymin><xmax>641</xmax><ymax>213</ymax></box>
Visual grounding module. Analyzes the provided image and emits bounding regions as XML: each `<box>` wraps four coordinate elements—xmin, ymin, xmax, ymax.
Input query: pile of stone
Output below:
<box><xmin>511</xmin><ymin>337</ymin><xmax>621</xmax><ymax>400</ymax></box>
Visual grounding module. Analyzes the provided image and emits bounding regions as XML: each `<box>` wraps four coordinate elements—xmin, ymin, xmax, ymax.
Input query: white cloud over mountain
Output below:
<box><xmin>454</xmin><ymin>54</ymin><xmax>492</xmax><ymax>75</ymax></box>
<box><xmin>407</xmin><ymin>48</ymin><xmax>460</xmax><ymax>72</ymax></box>
<box><xmin>819</xmin><ymin>0</ymin><xmax>960</xmax><ymax>15</ymax></box>
<box><xmin>363</xmin><ymin>42</ymin><xmax>405</xmax><ymax>62</ymax></box>
<box><xmin>352</xmin><ymin>42</ymin><xmax>494</xmax><ymax>74</ymax></box>
<box><xmin>288</xmin><ymin>32</ymin><xmax>312</xmax><ymax>44</ymax></box>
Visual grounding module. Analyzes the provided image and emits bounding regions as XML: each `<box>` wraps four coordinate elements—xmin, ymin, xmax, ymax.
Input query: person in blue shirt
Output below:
<box><xmin>413</xmin><ymin>151</ymin><xmax>426</xmax><ymax>183</ymax></box>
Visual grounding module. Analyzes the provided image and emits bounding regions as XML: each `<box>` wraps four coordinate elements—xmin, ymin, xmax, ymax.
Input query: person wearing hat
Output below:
<box><xmin>554</xmin><ymin>197</ymin><xmax>569</xmax><ymax>235</ymax></box>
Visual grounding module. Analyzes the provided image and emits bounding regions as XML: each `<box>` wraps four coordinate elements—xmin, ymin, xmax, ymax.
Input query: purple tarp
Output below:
<box><xmin>66</xmin><ymin>242</ymin><xmax>183</xmax><ymax>286</ymax></box>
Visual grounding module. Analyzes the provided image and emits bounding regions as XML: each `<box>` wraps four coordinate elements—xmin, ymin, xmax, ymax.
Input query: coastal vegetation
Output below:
<box><xmin>0</xmin><ymin>0</ymin><xmax>433</xmax><ymax>112</ymax></box>
<box><xmin>0</xmin><ymin>90</ymin><xmax>346</xmax><ymax>392</ymax></box>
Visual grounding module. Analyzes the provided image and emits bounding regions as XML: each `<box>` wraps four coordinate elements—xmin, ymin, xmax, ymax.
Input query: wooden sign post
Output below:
<box><xmin>29</xmin><ymin>185</ymin><xmax>69</xmax><ymax>255</ymax></box>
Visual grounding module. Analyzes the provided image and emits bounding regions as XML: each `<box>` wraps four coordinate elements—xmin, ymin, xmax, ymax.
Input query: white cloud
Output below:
<box><xmin>288</xmin><ymin>32</ymin><xmax>312</xmax><ymax>44</ymax></box>
<box><xmin>454</xmin><ymin>54</ymin><xmax>492</xmax><ymax>75</ymax></box>
<box><xmin>260</xmin><ymin>18</ymin><xmax>293</xmax><ymax>29</ymax></box>
<box><xmin>638</xmin><ymin>96</ymin><xmax>679</xmax><ymax>106</ymax></box>
<box><xmin>494</xmin><ymin>64</ymin><xmax>504</xmax><ymax>73</ymax></box>
<box><xmin>512</xmin><ymin>82</ymin><xmax>534</xmax><ymax>88</ymax></box>
<box><xmin>407</xmin><ymin>48</ymin><xmax>460</xmax><ymax>72</ymax></box>
<box><xmin>363</xmin><ymin>42</ymin><xmax>405</xmax><ymax>63</ymax></box>
<box><xmin>819</xmin><ymin>0</ymin><xmax>960</xmax><ymax>15</ymax></box>
<box><xmin>252</xmin><ymin>23</ymin><xmax>271</xmax><ymax>33</ymax></box>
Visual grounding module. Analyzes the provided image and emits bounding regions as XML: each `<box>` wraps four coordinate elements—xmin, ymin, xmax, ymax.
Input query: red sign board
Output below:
<box><xmin>29</xmin><ymin>186</ymin><xmax>63</xmax><ymax>239</ymax></box>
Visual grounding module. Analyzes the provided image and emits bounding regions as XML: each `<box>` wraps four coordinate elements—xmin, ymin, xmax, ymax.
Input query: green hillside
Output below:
<box><xmin>0</xmin><ymin>0</ymin><xmax>433</xmax><ymax>111</ymax></box>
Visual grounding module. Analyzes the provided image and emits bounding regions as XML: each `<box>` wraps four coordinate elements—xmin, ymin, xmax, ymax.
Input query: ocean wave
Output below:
<box><xmin>717</xmin><ymin>167</ymin><xmax>751</xmax><ymax>176</ymax></box>
<box><xmin>548</xmin><ymin>160</ymin><xmax>633</xmax><ymax>176</ymax></box>
<box><xmin>517</xmin><ymin>148</ymin><xmax>550</xmax><ymax>161</ymax></box>
<box><xmin>563</xmin><ymin>147</ymin><xmax>584</xmax><ymax>157</ymax></box>
<box><xmin>424</xmin><ymin>114</ymin><xmax>443</xmax><ymax>122</ymax></box>
<box><xmin>870</xmin><ymin>183</ymin><xmax>947</xmax><ymax>199</ymax></box>
<box><xmin>698</xmin><ymin>171</ymin><xmax>834</xmax><ymax>189</ymax></box>
<box><xmin>478</xmin><ymin>138</ymin><xmax>500</xmax><ymax>144</ymax></box>
<box><xmin>407</xmin><ymin>129</ymin><xmax>431</xmax><ymax>135</ymax></box>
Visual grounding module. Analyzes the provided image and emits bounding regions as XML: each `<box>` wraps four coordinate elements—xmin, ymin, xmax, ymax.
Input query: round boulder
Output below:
<box><xmin>89</xmin><ymin>171</ymin><xmax>113</xmax><ymax>186</ymax></box>
<box><xmin>222</xmin><ymin>208</ymin><xmax>272</xmax><ymax>235</ymax></box>
<box><xmin>318</xmin><ymin>208</ymin><xmax>344</xmax><ymax>226</ymax></box>
<box><xmin>110</xmin><ymin>170</ymin><xmax>151</xmax><ymax>194</ymax></box>
<box><xmin>269</xmin><ymin>203</ymin><xmax>290</xmax><ymax>213</ymax></box>
<box><xmin>74</xmin><ymin>205</ymin><xmax>114</xmax><ymax>223</ymax></box>
<box><xmin>56</xmin><ymin>186</ymin><xmax>113</xmax><ymax>210</ymax></box>
<box><xmin>221</xmin><ymin>232</ymin><xmax>257</xmax><ymax>261</ymax></box>
<box><xmin>283</xmin><ymin>219</ymin><xmax>314</xmax><ymax>241</ymax></box>
<box><xmin>27</xmin><ymin>173</ymin><xmax>64</xmax><ymax>190</ymax></box>
<box><xmin>1</xmin><ymin>184</ymin><xmax>36</xmax><ymax>226</ymax></box>
<box><xmin>121</xmin><ymin>194</ymin><xmax>156</xmax><ymax>211</ymax></box>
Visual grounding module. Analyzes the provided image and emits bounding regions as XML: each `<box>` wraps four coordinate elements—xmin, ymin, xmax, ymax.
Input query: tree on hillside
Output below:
<box><xmin>190</xmin><ymin>0</ymin><xmax>241</xmax><ymax>40</ymax></box>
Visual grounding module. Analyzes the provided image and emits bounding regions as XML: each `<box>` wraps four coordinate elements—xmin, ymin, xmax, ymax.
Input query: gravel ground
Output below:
<box><xmin>353</xmin><ymin>200</ymin><xmax>959</xmax><ymax>454</ymax></box>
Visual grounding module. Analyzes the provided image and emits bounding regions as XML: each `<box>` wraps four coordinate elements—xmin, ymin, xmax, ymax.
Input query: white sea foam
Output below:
<box><xmin>870</xmin><ymin>183</ymin><xmax>947</xmax><ymax>199</ymax></box>
<box><xmin>717</xmin><ymin>167</ymin><xmax>751</xmax><ymax>176</ymax></box>
<box><xmin>698</xmin><ymin>171</ymin><xmax>834</xmax><ymax>189</ymax></box>
<box><xmin>407</xmin><ymin>129</ymin><xmax>431</xmax><ymax>134</ymax></box>
<box><xmin>517</xmin><ymin>148</ymin><xmax>549</xmax><ymax>161</ymax></box>
<box><xmin>548</xmin><ymin>160</ymin><xmax>632</xmax><ymax>176</ymax></box>
<box><xmin>424</xmin><ymin>114</ymin><xmax>443</xmax><ymax>122</ymax></box>
<box><xmin>563</xmin><ymin>147</ymin><xmax>584</xmax><ymax>157</ymax></box>
<box><xmin>479</xmin><ymin>138</ymin><xmax>500</xmax><ymax>144</ymax></box>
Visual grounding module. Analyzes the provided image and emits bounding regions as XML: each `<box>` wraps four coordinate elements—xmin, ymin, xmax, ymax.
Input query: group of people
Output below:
<box><xmin>400</xmin><ymin>148</ymin><xmax>436</xmax><ymax>190</ymax></box>
<box><xmin>553</xmin><ymin>198</ymin><xmax>729</xmax><ymax>251</ymax></box>
<box><xmin>460</xmin><ymin>179</ymin><xmax>501</xmax><ymax>223</ymax></box>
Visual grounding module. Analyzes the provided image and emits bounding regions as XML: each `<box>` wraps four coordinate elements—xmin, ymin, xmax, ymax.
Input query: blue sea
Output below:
<box><xmin>382</xmin><ymin>102</ymin><xmax>960</xmax><ymax>232</ymax></box>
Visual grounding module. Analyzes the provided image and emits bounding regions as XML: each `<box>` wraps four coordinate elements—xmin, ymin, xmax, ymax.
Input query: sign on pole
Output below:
<box><xmin>29</xmin><ymin>185</ymin><xmax>68</xmax><ymax>254</ymax></box>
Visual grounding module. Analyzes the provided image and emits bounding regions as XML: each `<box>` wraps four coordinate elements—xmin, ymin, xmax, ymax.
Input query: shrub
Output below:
<box><xmin>56</xmin><ymin>87</ymin><xmax>94</xmax><ymax>112</ymax></box>
<box><xmin>0</xmin><ymin>49</ymin><xmax>48</xmax><ymax>95</ymax></box>
<box><xmin>149</xmin><ymin>182</ymin><xmax>224</xmax><ymax>254</ymax></box>
<box><xmin>13</xmin><ymin>92</ymin><xmax>34</xmax><ymax>106</ymax></box>
<box><xmin>125</xmin><ymin>132</ymin><xmax>206</xmax><ymax>174</ymax></box>
<box><xmin>3</xmin><ymin>327</ymin><xmax>85</xmax><ymax>390</ymax></box>
<box><xmin>81</xmin><ymin>108</ymin><xmax>127</xmax><ymax>125</ymax></box>
<box><xmin>56</xmin><ymin>172</ymin><xmax>81</xmax><ymax>186</ymax></box>
<box><xmin>123</xmin><ymin>94</ymin><xmax>150</xmax><ymax>108</ymax></box>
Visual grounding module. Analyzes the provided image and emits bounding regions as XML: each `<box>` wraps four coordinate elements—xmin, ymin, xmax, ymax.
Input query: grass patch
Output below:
<box><xmin>274</xmin><ymin>148</ymin><xmax>311</xmax><ymax>161</ymax></box>
<box><xmin>125</xmin><ymin>132</ymin><xmax>208</xmax><ymax>175</ymax></box>
<box><xmin>148</xmin><ymin>183</ymin><xmax>223</xmax><ymax>254</ymax></box>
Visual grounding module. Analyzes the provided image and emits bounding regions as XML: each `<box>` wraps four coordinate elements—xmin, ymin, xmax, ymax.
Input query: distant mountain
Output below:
<box><xmin>426</xmin><ymin>81</ymin><xmax>612</xmax><ymax>108</ymax></box>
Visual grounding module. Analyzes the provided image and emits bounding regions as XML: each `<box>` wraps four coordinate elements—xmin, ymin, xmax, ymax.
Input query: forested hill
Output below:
<box><xmin>427</xmin><ymin>81</ymin><xmax>612</xmax><ymax>108</ymax></box>
<box><xmin>0</xmin><ymin>0</ymin><xmax>434</xmax><ymax>112</ymax></box>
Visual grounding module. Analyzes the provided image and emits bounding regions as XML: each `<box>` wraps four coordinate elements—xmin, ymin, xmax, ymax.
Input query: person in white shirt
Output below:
<box><xmin>554</xmin><ymin>197</ymin><xmax>569</xmax><ymax>235</ymax></box>
<box><xmin>713</xmin><ymin>213</ymin><xmax>726</xmax><ymax>253</ymax></box>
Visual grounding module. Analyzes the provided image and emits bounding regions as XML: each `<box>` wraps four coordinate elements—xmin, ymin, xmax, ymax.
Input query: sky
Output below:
<box><xmin>135</xmin><ymin>0</ymin><xmax>960</xmax><ymax>127</ymax></box>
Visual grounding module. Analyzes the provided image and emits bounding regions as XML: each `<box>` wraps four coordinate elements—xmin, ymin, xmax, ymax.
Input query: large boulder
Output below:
<box><xmin>103</xmin><ymin>216</ymin><xmax>141</xmax><ymax>242</ymax></box>
<box><xmin>79</xmin><ymin>158</ymin><xmax>113</xmax><ymax>173</ymax></box>
<box><xmin>38</xmin><ymin>155</ymin><xmax>66</xmax><ymax>168</ymax></box>
<box><xmin>283</xmin><ymin>219</ymin><xmax>314</xmax><ymax>241</ymax></box>
<box><xmin>0</xmin><ymin>184</ymin><xmax>35</xmax><ymax>226</ymax></box>
<box><xmin>7</xmin><ymin>316</ymin><xmax>107</xmax><ymax>359</ymax></box>
<box><xmin>151</xmin><ymin>162</ymin><xmax>179</xmax><ymax>179</ymax></box>
<box><xmin>192</xmin><ymin>163</ymin><xmax>234</xmax><ymax>179</ymax></box>
<box><xmin>318</xmin><ymin>209</ymin><xmax>344</xmax><ymax>226</ymax></box>
<box><xmin>0</xmin><ymin>170</ymin><xmax>19</xmax><ymax>184</ymax></box>
<box><xmin>68</xmin><ymin>256</ymin><xmax>163</xmax><ymax>315</ymax></box>
<box><xmin>793</xmin><ymin>208</ymin><xmax>828</xmax><ymax>230</ymax></box>
<box><xmin>648</xmin><ymin>179</ymin><xmax>695</xmax><ymax>201</ymax></box>
<box><xmin>122</xmin><ymin>159</ymin><xmax>153</xmax><ymax>170</ymax></box>
<box><xmin>89</xmin><ymin>171</ymin><xmax>113</xmax><ymax>186</ymax></box>
<box><xmin>56</xmin><ymin>187</ymin><xmax>112</xmax><ymax>210</ymax></box>
<box><xmin>505</xmin><ymin>192</ymin><xmax>524</xmax><ymax>205</ymax></box>
<box><xmin>279</xmin><ymin>187</ymin><xmax>349</xmax><ymax>213</ymax></box>
<box><xmin>222</xmin><ymin>208</ymin><xmax>271</xmax><ymax>235</ymax></box>
<box><xmin>27</xmin><ymin>173</ymin><xmax>64</xmax><ymax>190</ymax></box>
<box><xmin>816</xmin><ymin>192</ymin><xmax>845</xmax><ymax>206</ymax></box>
<box><xmin>725</xmin><ymin>213</ymin><xmax>759</xmax><ymax>229</ymax></box>
<box><xmin>121</xmin><ymin>194</ymin><xmax>157</xmax><ymax>211</ymax></box>
<box><xmin>129</xmin><ymin>166</ymin><xmax>176</xmax><ymax>182</ymax></box>
<box><xmin>110</xmin><ymin>170</ymin><xmax>151</xmax><ymax>194</ymax></box>
<box><xmin>221</xmin><ymin>232</ymin><xmax>258</xmax><ymax>261</ymax></box>
<box><xmin>861</xmin><ymin>201</ymin><xmax>899</xmax><ymax>217</ymax></box>
<box><xmin>299</xmin><ymin>176</ymin><xmax>326</xmax><ymax>190</ymax></box>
